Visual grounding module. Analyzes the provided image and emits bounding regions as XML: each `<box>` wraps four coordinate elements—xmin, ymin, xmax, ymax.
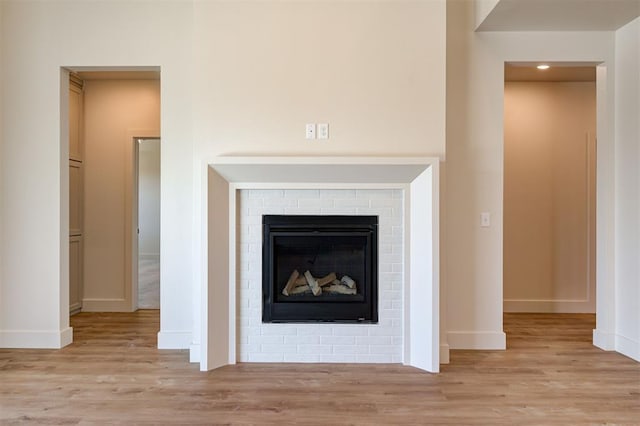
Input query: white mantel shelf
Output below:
<box><xmin>209</xmin><ymin>156</ymin><xmax>436</xmax><ymax>184</ymax></box>
<box><xmin>202</xmin><ymin>156</ymin><xmax>442</xmax><ymax>373</ymax></box>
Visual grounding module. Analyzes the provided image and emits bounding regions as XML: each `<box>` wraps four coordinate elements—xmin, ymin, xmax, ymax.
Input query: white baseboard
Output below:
<box><xmin>0</xmin><ymin>327</ymin><xmax>73</xmax><ymax>349</ymax></box>
<box><xmin>614</xmin><ymin>333</ymin><xmax>640</xmax><ymax>362</ymax></box>
<box><xmin>439</xmin><ymin>343</ymin><xmax>450</xmax><ymax>364</ymax></box>
<box><xmin>593</xmin><ymin>329</ymin><xmax>639</xmax><ymax>362</ymax></box>
<box><xmin>593</xmin><ymin>328</ymin><xmax>615</xmax><ymax>350</ymax></box>
<box><xmin>157</xmin><ymin>330</ymin><xmax>191</xmax><ymax>349</ymax></box>
<box><xmin>504</xmin><ymin>299</ymin><xmax>595</xmax><ymax>313</ymax></box>
<box><xmin>82</xmin><ymin>298</ymin><xmax>132</xmax><ymax>312</ymax></box>
<box><xmin>189</xmin><ymin>344</ymin><xmax>201</xmax><ymax>363</ymax></box>
<box><xmin>447</xmin><ymin>331</ymin><xmax>506</xmax><ymax>350</ymax></box>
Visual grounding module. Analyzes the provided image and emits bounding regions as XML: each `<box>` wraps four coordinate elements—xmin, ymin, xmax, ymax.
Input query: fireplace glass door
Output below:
<box><xmin>262</xmin><ymin>215</ymin><xmax>378</xmax><ymax>323</ymax></box>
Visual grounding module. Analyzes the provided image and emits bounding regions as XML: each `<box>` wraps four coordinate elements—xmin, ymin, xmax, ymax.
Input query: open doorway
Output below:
<box><xmin>503</xmin><ymin>63</ymin><xmax>597</xmax><ymax>339</ymax></box>
<box><xmin>66</xmin><ymin>69</ymin><xmax>160</xmax><ymax>318</ymax></box>
<box><xmin>137</xmin><ymin>138</ymin><xmax>161</xmax><ymax>309</ymax></box>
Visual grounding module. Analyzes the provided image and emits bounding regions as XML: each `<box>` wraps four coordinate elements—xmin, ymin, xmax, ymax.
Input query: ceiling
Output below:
<box><xmin>505</xmin><ymin>64</ymin><xmax>596</xmax><ymax>82</ymax></box>
<box><xmin>477</xmin><ymin>0</ymin><xmax>640</xmax><ymax>31</ymax></box>
<box><xmin>74</xmin><ymin>71</ymin><xmax>160</xmax><ymax>81</ymax></box>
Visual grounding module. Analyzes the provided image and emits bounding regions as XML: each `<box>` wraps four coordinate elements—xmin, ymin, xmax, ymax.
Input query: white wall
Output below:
<box><xmin>83</xmin><ymin>79</ymin><xmax>160</xmax><ymax>310</ymax></box>
<box><xmin>0</xmin><ymin>1</ymin><xmax>193</xmax><ymax>347</ymax></box>
<box><xmin>0</xmin><ymin>1</ymin><xmax>4</xmax><ymax>331</ymax></box>
<box><xmin>138</xmin><ymin>139</ymin><xmax>161</xmax><ymax>258</ymax></box>
<box><xmin>613</xmin><ymin>17</ymin><xmax>640</xmax><ymax>362</ymax></box>
<box><xmin>504</xmin><ymin>82</ymin><xmax>596</xmax><ymax>313</ymax></box>
<box><xmin>445</xmin><ymin>0</ymin><xmax>615</xmax><ymax>349</ymax></box>
<box><xmin>0</xmin><ymin>1</ymin><xmax>445</xmax><ymax>350</ymax></box>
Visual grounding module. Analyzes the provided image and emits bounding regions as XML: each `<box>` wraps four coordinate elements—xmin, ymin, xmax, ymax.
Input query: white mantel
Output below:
<box><xmin>201</xmin><ymin>156</ymin><xmax>441</xmax><ymax>372</ymax></box>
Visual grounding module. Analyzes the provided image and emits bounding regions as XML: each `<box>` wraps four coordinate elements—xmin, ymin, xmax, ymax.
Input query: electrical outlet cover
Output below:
<box><xmin>318</xmin><ymin>123</ymin><xmax>329</xmax><ymax>139</ymax></box>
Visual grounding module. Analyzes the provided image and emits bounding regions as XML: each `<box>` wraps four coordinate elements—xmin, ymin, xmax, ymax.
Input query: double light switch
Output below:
<box><xmin>306</xmin><ymin>123</ymin><xmax>329</xmax><ymax>140</ymax></box>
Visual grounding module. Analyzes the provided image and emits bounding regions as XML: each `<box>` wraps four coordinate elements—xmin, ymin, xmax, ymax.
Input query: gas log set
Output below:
<box><xmin>281</xmin><ymin>270</ymin><xmax>357</xmax><ymax>296</ymax></box>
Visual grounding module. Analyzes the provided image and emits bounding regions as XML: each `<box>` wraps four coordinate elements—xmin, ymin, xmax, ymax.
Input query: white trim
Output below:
<box><xmin>595</xmin><ymin>64</ymin><xmax>617</xmax><ymax>354</ymax></box>
<box><xmin>227</xmin><ymin>187</ymin><xmax>237</xmax><ymax>366</ymax></box>
<box><xmin>189</xmin><ymin>344</ymin><xmax>201</xmax><ymax>363</ymax></box>
<box><xmin>203</xmin><ymin>156</ymin><xmax>442</xmax><ymax>373</ymax></box>
<box><xmin>406</xmin><ymin>164</ymin><xmax>440</xmax><ymax>372</ymax></box>
<box><xmin>615</xmin><ymin>334</ymin><xmax>640</xmax><ymax>362</ymax></box>
<box><xmin>593</xmin><ymin>329</ymin><xmax>640</xmax><ymax>362</ymax></box>
<box><xmin>0</xmin><ymin>327</ymin><xmax>73</xmax><ymax>349</ymax></box>
<box><xmin>231</xmin><ymin>182</ymin><xmax>405</xmax><ymax>190</ymax></box>
<box><xmin>440</xmin><ymin>343</ymin><xmax>450</xmax><ymax>364</ymax></box>
<box><xmin>201</xmin><ymin>166</ymin><xmax>232</xmax><ymax>371</ymax></box>
<box><xmin>127</xmin><ymin>129</ymin><xmax>159</xmax><ymax>314</ymax></box>
<box><xmin>157</xmin><ymin>331</ymin><xmax>191</xmax><ymax>349</ymax></box>
<box><xmin>81</xmin><ymin>298</ymin><xmax>132</xmax><ymax>312</ymax></box>
<box><xmin>504</xmin><ymin>299</ymin><xmax>595</xmax><ymax>313</ymax></box>
<box><xmin>60</xmin><ymin>69</ymin><xmax>72</xmax><ymax>338</ymax></box>
<box><xmin>593</xmin><ymin>328</ymin><xmax>615</xmax><ymax>350</ymax></box>
<box><xmin>447</xmin><ymin>331</ymin><xmax>506</xmax><ymax>350</ymax></box>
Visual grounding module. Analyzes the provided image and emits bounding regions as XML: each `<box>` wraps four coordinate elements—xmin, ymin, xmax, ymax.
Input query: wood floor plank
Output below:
<box><xmin>0</xmin><ymin>311</ymin><xmax>638</xmax><ymax>424</ymax></box>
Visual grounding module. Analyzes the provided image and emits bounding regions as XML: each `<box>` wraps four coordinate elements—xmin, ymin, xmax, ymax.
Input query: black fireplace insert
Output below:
<box><xmin>262</xmin><ymin>215</ymin><xmax>378</xmax><ymax>323</ymax></box>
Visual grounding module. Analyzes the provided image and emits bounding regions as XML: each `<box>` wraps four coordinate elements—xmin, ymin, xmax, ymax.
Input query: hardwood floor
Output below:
<box><xmin>1</xmin><ymin>312</ymin><xmax>638</xmax><ymax>425</ymax></box>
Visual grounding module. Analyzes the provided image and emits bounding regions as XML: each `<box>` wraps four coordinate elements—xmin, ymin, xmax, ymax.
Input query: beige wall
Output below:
<box><xmin>83</xmin><ymin>79</ymin><xmax>160</xmax><ymax>310</ymax></box>
<box><xmin>0</xmin><ymin>0</ymin><xmax>445</xmax><ymax>351</ymax></box>
<box><xmin>1</xmin><ymin>0</ymin><xmax>634</xmax><ymax>361</ymax></box>
<box><xmin>189</xmin><ymin>0</ymin><xmax>447</xmax><ymax>355</ymax></box>
<box><xmin>445</xmin><ymin>0</ymin><xmax>615</xmax><ymax>349</ymax></box>
<box><xmin>0</xmin><ymin>0</ymin><xmax>191</xmax><ymax>347</ymax></box>
<box><xmin>0</xmin><ymin>1</ymin><xmax>3</xmax><ymax>321</ymax></box>
<box><xmin>192</xmin><ymin>1</ymin><xmax>446</xmax><ymax>158</ymax></box>
<box><xmin>503</xmin><ymin>82</ymin><xmax>596</xmax><ymax>313</ymax></box>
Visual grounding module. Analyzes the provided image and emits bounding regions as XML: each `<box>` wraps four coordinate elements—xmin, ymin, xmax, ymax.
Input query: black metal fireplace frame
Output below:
<box><xmin>262</xmin><ymin>215</ymin><xmax>378</xmax><ymax>323</ymax></box>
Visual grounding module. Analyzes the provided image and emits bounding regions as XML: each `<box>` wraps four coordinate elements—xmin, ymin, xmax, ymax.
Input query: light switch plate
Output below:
<box><xmin>480</xmin><ymin>212</ymin><xmax>491</xmax><ymax>227</ymax></box>
<box><xmin>305</xmin><ymin>123</ymin><xmax>316</xmax><ymax>139</ymax></box>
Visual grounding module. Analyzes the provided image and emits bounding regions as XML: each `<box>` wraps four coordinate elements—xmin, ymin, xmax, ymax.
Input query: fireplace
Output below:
<box><xmin>204</xmin><ymin>157</ymin><xmax>440</xmax><ymax>372</ymax></box>
<box><xmin>262</xmin><ymin>215</ymin><xmax>378</xmax><ymax>323</ymax></box>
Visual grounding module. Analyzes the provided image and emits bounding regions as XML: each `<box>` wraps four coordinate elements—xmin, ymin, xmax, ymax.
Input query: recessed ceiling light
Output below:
<box><xmin>537</xmin><ymin>64</ymin><xmax>550</xmax><ymax>70</ymax></box>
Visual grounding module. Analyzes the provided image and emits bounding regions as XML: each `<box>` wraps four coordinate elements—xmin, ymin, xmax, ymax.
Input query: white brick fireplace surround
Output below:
<box><xmin>239</xmin><ymin>189</ymin><xmax>403</xmax><ymax>363</ymax></box>
<box><xmin>203</xmin><ymin>157</ymin><xmax>440</xmax><ymax>373</ymax></box>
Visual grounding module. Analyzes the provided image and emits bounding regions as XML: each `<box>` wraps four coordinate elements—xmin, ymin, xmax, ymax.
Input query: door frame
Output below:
<box><xmin>127</xmin><ymin>132</ymin><xmax>161</xmax><ymax>312</ymax></box>
<box><xmin>133</xmin><ymin>136</ymin><xmax>162</xmax><ymax>310</ymax></box>
<box><xmin>61</xmin><ymin>66</ymin><xmax>161</xmax><ymax>327</ymax></box>
<box><xmin>501</xmin><ymin>62</ymin><xmax>616</xmax><ymax>351</ymax></box>
<box><xmin>502</xmin><ymin>63</ymin><xmax>598</xmax><ymax>314</ymax></box>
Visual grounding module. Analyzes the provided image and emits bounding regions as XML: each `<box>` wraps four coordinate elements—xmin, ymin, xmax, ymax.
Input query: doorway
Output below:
<box><xmin>137</xmin><ymin>138</ymin><xmax>161</xmax><ymax>309</ymax></box>
<box><xmin>65</xmin><ymin>68</ymin><xmax>161</xmax><ymax>317</ymax></box>
<box><xmin>503</xmin><ymin>63</ymin><xmax>597</xmax><ymax>330</ymax></box>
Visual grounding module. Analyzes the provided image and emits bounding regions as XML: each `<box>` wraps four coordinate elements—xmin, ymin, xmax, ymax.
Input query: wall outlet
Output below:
<box><xmin>305</xmin><ymin>123</ymin><xmax>316</xmax><ymax>139</ymax></box>
<box><xmin>317</xmin><ymin>123</ymin><xmax>329</xmax><ymax>139</ymax></box>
